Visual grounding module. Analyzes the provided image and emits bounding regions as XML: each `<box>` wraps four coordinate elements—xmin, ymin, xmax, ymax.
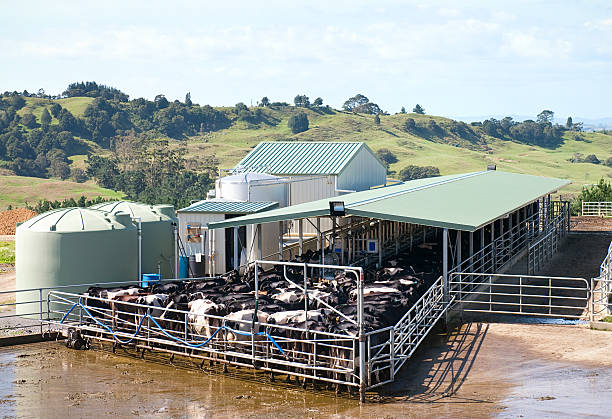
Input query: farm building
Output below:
<box><xmin>231</xmin><ymin>141</ymin><xmax>387</xmax><ymax>194</ymax></box>
<box><xmin>177</xmin><ymin>142</ymin><xmax>388</xmax><ymax>274</ymax></box>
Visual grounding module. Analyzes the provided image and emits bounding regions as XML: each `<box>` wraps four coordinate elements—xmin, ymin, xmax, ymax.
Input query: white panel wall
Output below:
<box><xmin>177</xmin><ymin>212</ymin><xmax>226</xmax><ymax>274</ymax></box>
<box><xmin>246</xmin><ymin>222</ymin><xmax>281</xmax><ymax>262</ymax></box>
<box><xmin>286</xmin><ymin>175</ymin><xmax>337</xmax><ymax>235</ymax></box>
<box><xmin>337</xmin><ymin>148</ymin><xmax>387</xmax><ymax>191</ymax></box>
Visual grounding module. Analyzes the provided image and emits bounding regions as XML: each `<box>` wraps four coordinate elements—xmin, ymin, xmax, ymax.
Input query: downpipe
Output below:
<box><xmin>133</xmin><ymin>217</ymin><xmax>142</xmax><ymax>283</ymax></box>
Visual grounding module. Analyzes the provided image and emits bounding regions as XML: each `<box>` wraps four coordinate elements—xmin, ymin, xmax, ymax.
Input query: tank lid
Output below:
<box><xmin>17</xmin><ymin>208</ymin><xmax>136</xmax><ymax>233</ymax></box>
<box><xmin>90</xmin><ymin>201</ymin><xmax>176</xmax><ymax>222</ymax></box>
<box><xmin>219</xmin><ymin>173</ymin><xmax>281</xmax><ymax>184</ymax></box>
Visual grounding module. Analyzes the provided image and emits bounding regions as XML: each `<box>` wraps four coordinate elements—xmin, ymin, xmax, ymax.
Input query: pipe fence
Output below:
<box><xmin>582</xmin><ymin>202</ymin><xmax>612</xmax><ymax>217</ymax></box>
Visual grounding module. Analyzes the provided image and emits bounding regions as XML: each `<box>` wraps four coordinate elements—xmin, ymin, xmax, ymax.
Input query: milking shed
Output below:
<box><xmin>207</xmin><ymin>169</ymin><xmax>570</xmax><ymax>287</ymax></box>
<box><xmin>44</xmin><ymin>167</ymin><xmax>575</xmax><ymax>404</ymax></box>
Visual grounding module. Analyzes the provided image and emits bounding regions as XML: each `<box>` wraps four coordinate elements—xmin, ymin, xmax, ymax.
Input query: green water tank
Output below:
<box><xmin>16</xmin><ymin>208</ymin><xmax>137</xmax><ymax>317</ymax></box>
<box><xmin>90</xmin><ymin>201</ymin><xmax>177</xmax><ymax>279</ymax></box>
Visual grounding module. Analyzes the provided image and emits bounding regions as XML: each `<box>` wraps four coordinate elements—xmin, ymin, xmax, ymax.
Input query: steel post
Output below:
<box><xmin>174</xmin><ymin>224</ymin><xmax>179</xmax><ymax>279</ymax></box>
<box><xmin>358</xmin><ymin>270</ymin><xmax>366</xmax><ymax>403</ymax></box>
<box><xmin>298</xmin><ymin>219</ymin><xmax>303</xmax><ymax>255</ymax></box>
<box><xmin>278</xmin><ymin>221</ymin><xmax>283</xmax><ymax>261</ymax></box>
<box><xmin>233</xmin><ymin>227</ymin><xmax>239</xmax><ymax>270</ymax></box>
<box><xmin>443</xmin><ymin>228</ymin><xmax>449</xmax><ymax>302</ymax></box>
<box><xmin>378</xmin><ymin>222</ymin><xmax>383</xmax><ymax>267</ymax></box>
<box><xmin>457</xmin><ymin>230</ymin><xmax>462</xmax><ymax>272</ymax></box>
<box><xmin>257</xmin><ymin>224</ymin><xmax>262</xmax><ymax>260</ymax></box>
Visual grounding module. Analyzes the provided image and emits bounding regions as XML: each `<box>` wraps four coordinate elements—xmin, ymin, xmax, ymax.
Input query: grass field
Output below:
<box><xmin>178</xmin><ymin>108</ymin><xmax>612</xmax><ymax>196</ymax></box>
<box><xmin>0</xmin><ymin>241</ymin><xmax>15</xmax><ymax>264</ymax></box>
<box><xmin>18</xmin><ymin>97</ymin><xmax>94</xmax><ymax>123</ymax></box>
<box><xmin>0</xmin><ymin>175</ymin><xmax>124</xmax><ymax>209</ymax></box>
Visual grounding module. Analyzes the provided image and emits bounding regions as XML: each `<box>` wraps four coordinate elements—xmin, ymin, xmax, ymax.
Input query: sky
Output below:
<box><xmin>2</xmin><ymin>0</ymin><xmax>612</xmax><ymax>119</ymax></box>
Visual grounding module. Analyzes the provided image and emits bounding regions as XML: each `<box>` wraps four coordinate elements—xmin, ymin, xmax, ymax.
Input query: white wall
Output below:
<box><xmin>337</xmin><ymin>148</ymin><xmax>387</xmax><ymax>191</ymax></box>
<box><xmin>177</xmin><ymin>212</ymin><xmax>225</xmax><ymax>274</ymax></box>
<box><xmin>246</xmin><ymin>222</ymin><xmax>281</xmax><ymax>262</ymax></box>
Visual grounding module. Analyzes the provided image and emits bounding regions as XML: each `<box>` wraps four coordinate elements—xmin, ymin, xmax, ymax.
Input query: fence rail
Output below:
<box><xmin>582</xmin><ymin>201</ymin><xmax>612</xmax><ymax>217</ymax></box>
<box><xmin>592</xmin><ymin>240</ymin><xmax>612</xmax><ymax>317</ymax></box>
<box><xmin>450</xmin><ymin>272</ymin><xmax>590</xmax><ymax>319</ymax></box>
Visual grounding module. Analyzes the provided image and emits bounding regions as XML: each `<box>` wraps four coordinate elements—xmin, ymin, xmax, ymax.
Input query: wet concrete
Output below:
<box><xmin>0</xmin><ymin>322</ymin><xmax>610</xmax><ymax>418</ymax></box>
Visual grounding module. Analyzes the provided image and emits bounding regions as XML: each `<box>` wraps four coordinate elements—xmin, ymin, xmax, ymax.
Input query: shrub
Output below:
<box><xmin>376</xmin><ymin>148</ymin><xmax>398</xmax><ymax>166</ymax></box>
<box><xmin>399</xmin><ymin>165</ymin><xmax>440</xmax><ymax>181</ymax></box>
<box><xmin>288</xmin><ymin>113</ymin><xmax>309</xmax><ymax>134</ymax></box>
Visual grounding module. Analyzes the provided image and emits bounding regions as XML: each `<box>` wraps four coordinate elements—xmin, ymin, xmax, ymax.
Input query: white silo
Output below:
<box><xmin>216</xmin><ymin>173</ymin><xmax>287</xmax><ymax>206</ymax></box>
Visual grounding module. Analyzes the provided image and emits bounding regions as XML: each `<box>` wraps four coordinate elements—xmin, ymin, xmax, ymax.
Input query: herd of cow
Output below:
<box><xmin>78</xmin><ymin>244</ymin><xmax>442</xmax><ymax>390</ymax></box>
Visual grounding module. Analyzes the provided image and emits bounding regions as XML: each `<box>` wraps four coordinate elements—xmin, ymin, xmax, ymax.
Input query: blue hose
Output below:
<box><xmin>60</xmin><ymin>302</ymin><xmax>286</xmax><ymax>354</ymax></box>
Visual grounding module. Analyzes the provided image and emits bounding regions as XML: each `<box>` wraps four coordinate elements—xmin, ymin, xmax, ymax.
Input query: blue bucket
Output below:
<box><xmin>141</xmin><ymin>273</ymin><xmax>161</xmax><ymax>288</ymax></box>
<box><xmin>178</xmin><ymin>256</ymin><xmax>189</xmax><ymax>279</ymax></box>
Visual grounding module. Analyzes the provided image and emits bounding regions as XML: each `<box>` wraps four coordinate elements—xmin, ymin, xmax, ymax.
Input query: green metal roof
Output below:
<box><xmin>232</xmin><ymin>141</ymin><xmax>375</xmax><ymax>175</ymax></box>
<box><xmin>178</xmin><ymin>200</ymin><xmax>278</xmax><ymax>214</ymax></box>
<box><xmin>208</xmin><ymin>171</ymin><xmax>570</xmax><ymax>232</ymax></box>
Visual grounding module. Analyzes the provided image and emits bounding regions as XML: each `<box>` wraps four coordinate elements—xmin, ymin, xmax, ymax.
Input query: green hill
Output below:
<box><xmin>177</xmin><ymin>108</ymin><xmax>612</xmax><ymax>196</ymax></box>
<box><xmin>0</xmin><ymin>175</ymin><xmax>123</xmax><ymax>210</ymax></box>
<box><xmin>2</xmin><ymin>88</ymin><xmax>611</xmax><ymax>206</ymax></box>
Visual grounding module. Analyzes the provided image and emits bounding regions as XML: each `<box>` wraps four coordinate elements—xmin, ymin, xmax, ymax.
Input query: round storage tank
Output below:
<box><xmin>16</xmin><ymin>208</ymin><xmax>137</xmax><ymax>317</ymax></box>
<box><xmin>217</xmin><ymin>173</ymin><xmax>287</xmax><ymax>206</ymax></box>
<box><xmin>90</xmin><ymin>201</ymin><xmax>177</xmax><ymax>279</ymax></box>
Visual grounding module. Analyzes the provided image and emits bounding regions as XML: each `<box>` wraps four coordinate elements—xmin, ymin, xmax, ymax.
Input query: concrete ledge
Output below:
<box><xmin>590</xmin><ymin>321</ymin><xmax>612</xmax><ymax>331</ymax></box>
<box><xmin>0</xmin><ymin>332</ymin><xmax>64</xmax><ymax>347</ymax></box>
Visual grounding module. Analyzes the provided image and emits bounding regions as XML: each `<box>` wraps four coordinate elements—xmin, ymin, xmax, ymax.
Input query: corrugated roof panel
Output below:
<box><xmin>178</xmin><ymin>201</ymin><xmax>278</xmax><ymax>214</ymax></box>
<box><xmin>232</xmin><ymin>142</ymin><xmax>366</xmax><ymax>175</ymax></box>
<box><xmin>208</xmin><ymin>171</ymin><xmax>570</xmax><ymax>232</ymax></box>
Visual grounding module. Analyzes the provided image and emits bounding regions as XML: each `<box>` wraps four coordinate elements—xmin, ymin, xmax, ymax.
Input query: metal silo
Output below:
<box><xmin>16</xmin><ymin>208</ymin><xmax>137</xmax><ymax>317</ymax></box>
<box><xmin>90</xmin><ymin>201</ymin><xmax>177</xmax><ymax>279</ymax></box>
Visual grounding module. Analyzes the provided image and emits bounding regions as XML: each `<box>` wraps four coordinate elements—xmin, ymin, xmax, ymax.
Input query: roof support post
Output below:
<box><xmin>443</xmin><ymin>228</ymin><xmax>449</xmax><ymax>303</ymax></box>
<box><xmin>395</xmin><ymin>221</ymin><xmax>399</xmax><ymax>256</ymax></box>
<box><xmin>257</xmin><ymin>223</ymin><xmax>262</xmax><ymax>260</ymax></box>
<box><xmin>456</xmin><ymin>230</ymin><xmax>462</xmax><ymax>272</ymax></box>
<box><xmin>233</xmin><ymin>227</ymin><xmax>239</xmax><ymax>270</ymax></box>
<box><xmin>298</xmin><ymin>219</ymin><xmax>303</xmax><ymax>255</ymax></box>
<box><xmin>378</xmin><ymin>221</ymin><xmax>383</xmax><ymax>267</ymax></box>
<box><xmin>469</xmin><ymin>231</ymin><xmax>473</xmax><ymax>272</ymax></box>
<box><xmin>173</xmin><ymin>223</ymin><xmax>179</xmax><ymax>279</ymax></box>
<box><xmin>278</xmin><ymin>221</ymin><xmax>283</xmax><ymax>261</ymax></box>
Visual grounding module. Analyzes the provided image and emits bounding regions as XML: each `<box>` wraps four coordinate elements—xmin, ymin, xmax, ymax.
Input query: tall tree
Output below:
<box><xmin>566</xmin><ymin>116</ymin><xmax>573</xmax><ymax>129</ymax></box>
<box><xmin>537</xmin><ymin>109</ymin><xmax>554</xmax><ymax>125</ymax></box>
<box><xmin>413</xmin><ymin>104</ymin><xmax>425</xmax><ymax>114</ymax></box>
<box><xmin>313</xmin><ymin>97</ymin><xmax>323</xmax><ymax>107</ymax></box>
<box><xmin>40</xmin><ymin>108</ymin><xmax>52</xmax><ymax>125</ymax></box>
<box><xmin>294</xmin><ymin>95</ymin><xmax>310</xmax><ymax>107</ymax></box>
<box><xmin>259</xmin><ymin>96</ymin><xmax>270</xmax><ymax>107</ymax></box>
<box><xmin>343</xmin><ymin>94</ymin><xmax>369</xmax><ymax>111</ymax></box>
<box><xmin>185</xmin><ymin>92</ymin><xmax>192</xmax><ymax>106</ymax></box>
<box><xmin>400</xmin><ymin>106</ymin><xmax>406</xmax><ymax>114</ymax></box>
<box><xmin>288</xmin><ymin>112</ymin><xmax>309</xmax><ymax>133</ymax></box>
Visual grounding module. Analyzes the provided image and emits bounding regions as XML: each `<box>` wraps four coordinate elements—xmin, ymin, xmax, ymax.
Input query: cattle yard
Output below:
<box><xmin>3</xmin><ymin>170</ymin><xmax>612</xmax><ymax>404</ymax></box>
<box><xmin>7</xmin><ymin>196</ymin><xmax>610</xmax><ymax>402</ymax></box>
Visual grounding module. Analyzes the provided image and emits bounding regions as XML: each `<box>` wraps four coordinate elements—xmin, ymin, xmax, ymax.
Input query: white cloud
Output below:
<box><xmin>584</xmin><ymin>18</ymin><xmax>612</xmax><ymax>30</ymax></box>
<box><xmin>501</xmin><ymin>31</ymin><xmax>573</xmax><ymax>59</ymax></box>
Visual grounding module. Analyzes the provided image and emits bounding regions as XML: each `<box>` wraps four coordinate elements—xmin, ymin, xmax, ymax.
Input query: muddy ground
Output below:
<box><xmin>571</xmin><ymin>216</ymin><xmax>612</xmax><ymax>232</ymax></box>
<box><xmin>0</xmin><ymin>322</ymin><xmax>611</xmax><ymax>418</ymax></box>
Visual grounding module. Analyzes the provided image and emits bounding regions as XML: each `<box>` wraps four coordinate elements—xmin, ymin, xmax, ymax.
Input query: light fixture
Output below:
<box><xmin>329</xmin><ymin>201</ymin><xmax>345</xmax><ymax>216</ymax></box>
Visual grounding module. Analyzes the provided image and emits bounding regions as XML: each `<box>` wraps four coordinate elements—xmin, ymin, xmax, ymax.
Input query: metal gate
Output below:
<box><xmin>449</xmin><ymin>272</ymin><xmax>590</xmax><ymax>319</ymax></box>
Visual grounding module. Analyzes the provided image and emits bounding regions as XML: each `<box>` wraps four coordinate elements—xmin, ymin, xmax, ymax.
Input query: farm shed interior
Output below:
<box><xmin>50</xmin><ymin>169</ymin><xmax>571</xmax><ymax>401</ymax></box>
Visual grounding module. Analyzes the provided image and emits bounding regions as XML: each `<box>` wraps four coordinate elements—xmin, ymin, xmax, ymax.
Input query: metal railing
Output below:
<box><xmin>582</xmin><ymin>201</ymin><xmax>612</xmax><ymax>217</ymax></box>
<box><xmin>49</xmin><ymin>290</ymin><xmax>360</xmax><ymax>387</ymax></box>
<box><xmin>449</xmin><ymin>272</ymin><xmax>590</xmax><ymax>319</ymax></box>
<box><xmin>592</xmin><ymin>240</ymin><xmax>612</xmax><ymax>318</ymax></box>
<box><xmin>528</xmin><ymin>210</ymin><xmax>567</xmax><ymax>275</ymax></box>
